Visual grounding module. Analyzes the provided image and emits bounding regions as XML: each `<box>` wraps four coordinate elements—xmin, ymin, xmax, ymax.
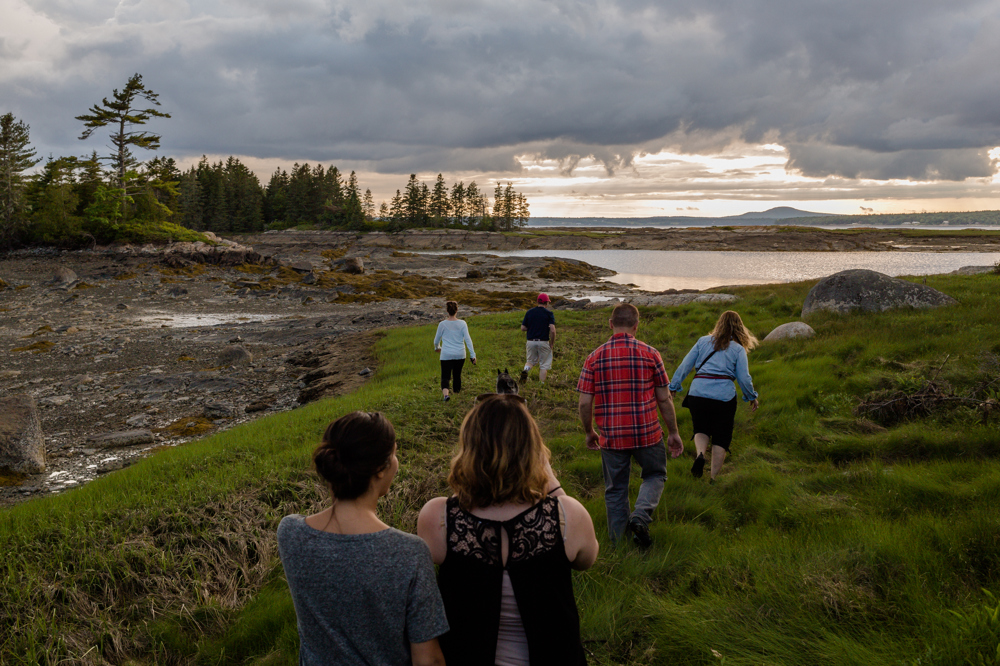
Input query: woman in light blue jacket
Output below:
<box><xmin>669</xmin><ymin>311</ymin><xmax>759</xmax><ymax>482</ymax></box>
<box><xmin>434</xmin><ymin>301</ymin><xmax>476</xmax><ymax>402</ymax></box>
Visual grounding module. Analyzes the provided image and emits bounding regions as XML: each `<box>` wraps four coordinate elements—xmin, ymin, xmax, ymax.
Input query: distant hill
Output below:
<box><xmin>527</xmin><ymin>208</ymin><xmax>1000</xmax><ymax>227</ymax></box>
<box><xmin>528</xmin><ymin>207</ymin><xmax>832</xmax><ymax>227</ymax></box>
<box><xmin>727</xmin><ymin>207</ymin><xmax>830</xmax><ymax>220</ymax></box>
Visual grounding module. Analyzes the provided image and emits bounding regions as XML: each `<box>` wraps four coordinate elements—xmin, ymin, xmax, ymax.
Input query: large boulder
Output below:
<box><xmin>219</xmin><ymin>345</ymin><xmax>253</xmax><ymax>366</ymax></box>
<box><xmin>802</xmin><ymin>270</ymin><xmax>957</xmax><ymax>317</ymax></box>
<box><xmin>51</xmin><ymin>267</ymin><xmax>77</xmax><ymax>287</ymax></box>
<box><xmin>340</xmin><ymin>257</ymin><xmax>364</xmax><ymax>274</ymax></box>
<box><xmin>0</xmin><ymin>395</ymin><xmax>46</xmax><ymax>474</ymax></box>
<box><xmin>764</xmin><ymin>322</ymin><xmax>815</xmax><ymax>342</ymax></box>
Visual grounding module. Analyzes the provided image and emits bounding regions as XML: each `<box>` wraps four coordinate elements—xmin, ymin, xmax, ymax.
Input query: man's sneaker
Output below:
<box><xmin>627</xmin><ymin>517</ymin><xmax>652</xmax><ymax>549</ymax></box>
<box><xmin>519</xmin><ymin>369</ymin><xmax>529</xmax><ymax>383</ymax></box>
<box><xmin>443</xmin><ymin>394</ymin><xmax>450</xmax><ymax>402</ymax></box>
<box><xmin>691</xmin><ymin>453</ymin><xmax>705</xmax><ymax>478</ymax></box>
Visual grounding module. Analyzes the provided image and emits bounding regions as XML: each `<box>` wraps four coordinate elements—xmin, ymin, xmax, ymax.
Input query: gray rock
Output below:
<box><xmin>39</xmin><ymin>395</ymin><xmax>72</xmax><ymax>406</ymax></box>
<box><xmin>0</xmin><ymin>395</ymin><xmax>46</xmax><ymax>474</ymax></box>
<box><xmin>203</xmin><ymin>401</ymin><xmax>236</xmax><ymax>419</ymax></box>
<box><xmin>340</xmin><ymin>257</ymin><xmax>364</xmax><ymax>274</ymax></box>
<box><xmin>288</xmin><ymin>261</ymin><xmax>314</xmax><ymax>273</ymax></box>
<box><xmin>96</xmin><ymin>458</ymin><xmax>133</xmax><ymax>474</ymax></box>
<box><xmin>86</xmin><ymin>430</ymin><xmax>155</xmax><ymax>448</ymax></box>
<box><xmin>628</xmin><ymin>293</ymin><xmax>738</xmax><ymax>307</ymax></box>
<box><xmin>219</xmin><ymin>345</ymin><xmax>253</xmax><ymax>366</ymax></box>
<box><xmin>187</xmin><ymin>376</ymin><xmax>246</xmax><ymax>393</ymax></box>
<box><xmin>51</xmin><ymin>267</ymin><xmax>77</xmax><ymax>286</ymax></box>
<box><xmin>949</xmin><ymin>265</ymin><xmax>997</xmax><ymax>275</ymax></box>
<box><xmin>764</xmin><ymin>322</ymin><xmax>816</xmax><ymax>342</ymax></box>
<box><xmin>802</xmin><ymin>270</ymin><xmax>958</xmax><ymax>317</ymax></box>
<box><xmin>126</xmin><ymin>414</ymin><xmax>150</xmax><ymax>427</ymax></box>
<box><xmin>301</xmin><ymin>272</ymin><xmax>318</xmax><ymax>285</ymax></box>
<box><xmin>245</xmin><ymin>399</ymin><xmax>274</xmax><ymax>413</ymax></box>
<box><xmin>167</xmin><ymin>286</ymin><xmax>189</xmax><ymax>297</ymax></box>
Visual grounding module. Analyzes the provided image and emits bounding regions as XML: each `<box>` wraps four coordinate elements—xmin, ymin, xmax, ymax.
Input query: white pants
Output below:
<box><xmin>525</xmin><ymin>340</ymin><xmax>552</xmax><ymax>370</ymax></box>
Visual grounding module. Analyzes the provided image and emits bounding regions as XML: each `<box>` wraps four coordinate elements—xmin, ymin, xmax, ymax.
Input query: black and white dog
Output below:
<box><xmin>496</xmin><ymin>368</ymin><xmax>519</xmax><ymax>395</ymax></box>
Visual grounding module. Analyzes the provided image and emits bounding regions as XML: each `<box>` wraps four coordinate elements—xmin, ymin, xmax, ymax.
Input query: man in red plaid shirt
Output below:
<box><xmin>577</xmin><ymin>303</ymin><xmax>683</xmax><ymax>547</ymax></box>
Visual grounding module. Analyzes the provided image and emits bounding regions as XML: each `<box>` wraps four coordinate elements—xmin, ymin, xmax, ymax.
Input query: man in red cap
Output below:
<box><xmin>519</xmin><ymin>293</ymin><xmax>556</xmax><ymax>384</ymax></box>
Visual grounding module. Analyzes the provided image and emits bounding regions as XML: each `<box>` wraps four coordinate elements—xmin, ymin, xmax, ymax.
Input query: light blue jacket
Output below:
<box><xmin>434</xmin><ymin>319</ymin><xmax>476</xmax><ymax>361</ymax></box>
<box><xmin>669</xmin><ymin>335</ymin><xmax>758</xmax><ymax>402</ymax></box>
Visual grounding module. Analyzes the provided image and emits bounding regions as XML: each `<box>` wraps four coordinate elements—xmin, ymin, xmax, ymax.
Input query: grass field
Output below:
<box><xmin>3</xmin><ymin>273</ymin><xmax>1000</xmax><ymax>665</ymax></box>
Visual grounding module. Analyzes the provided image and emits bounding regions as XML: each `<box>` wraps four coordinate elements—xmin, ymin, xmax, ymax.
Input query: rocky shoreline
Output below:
<box><xmin>3</xmin><ymin>226</ymin><xmax>998</xmax><ymax>506</ymax></box>
<box><xmin>0</xmin><ymin>232</ymin><xmax>629</xmax><ymax>505</ymax></box>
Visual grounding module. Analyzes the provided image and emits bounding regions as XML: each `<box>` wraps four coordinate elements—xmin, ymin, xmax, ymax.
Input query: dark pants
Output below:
<box><xmin>441</xmin><ymin>359</ymin><xmax>466</xmax><ymax>392</ymax></box>
<box><xmin>600</xmin><ymin>441</ymin><xmax>667</xmax><ymax>541</ymax></box>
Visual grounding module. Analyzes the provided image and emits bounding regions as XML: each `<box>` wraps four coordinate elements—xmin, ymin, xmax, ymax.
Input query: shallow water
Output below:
<box><xmin>465</xmin><ymin>249</ymin><xmax>1000</xmax><ymax>291</ymax></box>
<box><xmin>133</xmin><ymin>312</ymin><xmax>288</xmax><ymax>328</ymax></box>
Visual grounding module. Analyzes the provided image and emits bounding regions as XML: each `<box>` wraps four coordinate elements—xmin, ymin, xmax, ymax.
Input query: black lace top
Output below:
<box><xmin>437</xmin><ymin>496</ymin><xmax>587</xmax><ymax>666</ymax></box>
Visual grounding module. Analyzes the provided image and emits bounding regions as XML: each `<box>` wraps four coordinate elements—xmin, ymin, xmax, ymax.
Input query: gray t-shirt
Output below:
<box><xmin>277</xmin><ymin>515</ymin><xmax>449</xmax><ymax>666</ymax></box>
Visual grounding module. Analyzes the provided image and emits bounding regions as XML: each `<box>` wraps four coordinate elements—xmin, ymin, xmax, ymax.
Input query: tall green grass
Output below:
<box><xmin>2</xmin><ymin>273</ymin><xmax>999</xmax><ymax>664</ymax></box>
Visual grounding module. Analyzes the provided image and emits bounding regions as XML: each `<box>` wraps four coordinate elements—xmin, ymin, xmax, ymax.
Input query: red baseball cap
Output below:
<box><xmin>537</xmin><ymin>293</ymin><xmax>551</xmax><ymax>303</ymax></box>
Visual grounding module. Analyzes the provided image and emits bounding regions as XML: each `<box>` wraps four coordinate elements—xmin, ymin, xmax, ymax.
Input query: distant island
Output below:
<box><xmin>528</xmin><ymin>207</ymin><xmax>1000</xmax><ymax>227</ymax></box>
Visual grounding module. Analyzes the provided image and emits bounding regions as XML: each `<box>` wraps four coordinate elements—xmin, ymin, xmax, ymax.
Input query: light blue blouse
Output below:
<box><xmin>434</xmin><ymin>319</ymin><xmax>476</xmax><ymax>361</ymax></box>
<box><xmin>668</xmin><ymin>335</ymin><xmax>758</xmax><ymax>402</ymax></box>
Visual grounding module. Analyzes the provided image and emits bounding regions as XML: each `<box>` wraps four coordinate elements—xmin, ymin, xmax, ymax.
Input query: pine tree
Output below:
<box><xmin>450</xmin><ymin>181</ymin><xmax>466</xmax><ymax>225</ymax></box>
<box><xmin>74</xmin><ymin>151</ymin><xmax>104</xmax><ymax>216</ymax></box>
<box><xmin>378</xmin><ymin>201</ymin><xmax>389</xmax><ymax>222</ymax></box>
<box><xmin>24</xmin><ymin>157</ymin><xmax>81</xmax><ymax>244</ymax></box>
<box><xmin>0</xmin><ymin>113</ymin><xmax>41</xmax><ymax>245</ymax></box>
<box><xmin>263</xmin><ymin>168</ymin><xmax>289</xmax><ymax>227</ymax></box>
<box><xmin>403</xmin><ymin>174</ymin><xmax>423</xmax><ymax>226</ymax></box>
<box><xmin>177</xmin><ymin>167</ymin><xmax>203</xmax><ymax>229</ymax></box>
<box><xmin>389</xmin><ymin>189</ymin><xmax>404</xmax><ymax>227</ymax></box>
<box><xmin>516</xmin><ymin>192</ymin><xmax>530</xmax><ymax>227</ymax></box>
<box><xmin>286</xmin><ymin>163</ymin><xmax>313</xmax><ymax>224</ymax></box>
<box><xmin>76</xmin><ymin>74</ymin><xmax>170</xmax><ymax>219</ymax></box>
<box><xmin>430</xmin><ymin>174</ymin><xmax>450</xmax><ymax>224</ymax></box>
<box><xmin>420</xmin><ymin>183</ymin><xmax>431</xmax><ymax>225</ymax></box>
<box><xmin>363</xmin><ymin>188</ymin><xmax>376</xmax><ymax>221</ymax></box>
<box><xmin>343</xmin><ymin>171</ymin><xmax>365</xmax><ymax>230</ymax></box>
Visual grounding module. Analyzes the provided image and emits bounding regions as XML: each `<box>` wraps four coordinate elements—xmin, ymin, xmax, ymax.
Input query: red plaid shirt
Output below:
<box><xmin>577</xmin><ymin>333</ymin><xmax>669</xmax><ymax>450</ymax></box>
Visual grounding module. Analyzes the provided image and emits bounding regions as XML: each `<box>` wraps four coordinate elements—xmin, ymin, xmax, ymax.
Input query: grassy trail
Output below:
<box><xmin>3</xmin><ymin>274</ymin><xmax>1000</xmax><ymax>665</ymax></box>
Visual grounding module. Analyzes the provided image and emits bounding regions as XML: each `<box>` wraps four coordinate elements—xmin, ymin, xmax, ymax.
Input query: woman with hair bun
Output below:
<box><xmin>417</xmin><ymin>395</ymin><xmax>599</xmax><ymax>666</ymax></box>
<box><xmin>668</xmin><ymin>310</ymin><xmax>760</xmax><ymax>483</ymax></box>
<box><xmin>434</xmin><ymin>300</ymin><xmax>476</xmax><ymax>402</ymax></box>
<box><xmin>277</xmin><ymin>412</ymin><xmax>448</xmax><ymax>666</ymax></box>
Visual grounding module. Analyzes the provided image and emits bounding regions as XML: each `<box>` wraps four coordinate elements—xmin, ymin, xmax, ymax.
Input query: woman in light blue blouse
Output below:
<box><xmin>433</xmin><ymin>301</ymin><xmax>476</xmax><ymax>402</ymax></box>
<box><xmin>668</xmin><ymin>311</ymin><xmax>759</xmax><ymax>482</ymax></box>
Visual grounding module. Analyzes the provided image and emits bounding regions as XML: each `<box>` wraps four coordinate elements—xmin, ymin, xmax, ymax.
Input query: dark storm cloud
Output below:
<box><xmin>3</xmin><ymin>0</ymin><xmax>1000</xmax><ymax>181</ymax></box>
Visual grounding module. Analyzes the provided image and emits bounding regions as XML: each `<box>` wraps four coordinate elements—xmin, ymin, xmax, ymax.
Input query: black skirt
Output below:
<box><xmin>682</xmin><ymin>394</ymin><xmax>739</xmax><ymax>451</ymax></box>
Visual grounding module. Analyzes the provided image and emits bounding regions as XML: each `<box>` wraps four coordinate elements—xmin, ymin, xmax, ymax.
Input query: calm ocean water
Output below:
<box><xmin>452</xmin><ymin>249</ymin><xmax>1000</xmax><ymax>291</ymax></box>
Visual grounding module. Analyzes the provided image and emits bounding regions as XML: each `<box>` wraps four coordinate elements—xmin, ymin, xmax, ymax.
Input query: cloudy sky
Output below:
<box><xmin>3</xmin><ymin>0</ymin><xmax>1000</xmax><ymax>217</ymax></box>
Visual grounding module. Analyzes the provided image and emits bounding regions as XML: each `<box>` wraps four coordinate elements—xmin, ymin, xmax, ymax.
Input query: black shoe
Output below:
<box><xmin>443</xmin><ymin>394</ymin><xmax>450</xmax><ymax>402</ymax></box>
<box><xmin>627</xmin><ymin>517</ymin><xmax>652</xmax><ymax>549</ymax></box>
<box><xmin>519</xmin><ymin>369</ymin><xmax>529</xmax><ymax>383</ymax></box>
<box><xmin>691</xmin><ymin>453</ymin><xmax>705</xmax><ymax>478</ymax></box>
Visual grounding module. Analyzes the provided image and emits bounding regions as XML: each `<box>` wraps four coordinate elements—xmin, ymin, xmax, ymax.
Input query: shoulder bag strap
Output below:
<box><xmin>695</xmin><ymin>349</ymin><xmax>718</xmax><ymax>373</ymax></box>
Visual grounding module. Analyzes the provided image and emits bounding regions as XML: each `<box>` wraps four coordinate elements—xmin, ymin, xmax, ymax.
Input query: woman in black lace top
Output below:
<box><xmin>417</xmin><ymin>395</ymin><xmax>599</xmax><ymax>666</ymax></box>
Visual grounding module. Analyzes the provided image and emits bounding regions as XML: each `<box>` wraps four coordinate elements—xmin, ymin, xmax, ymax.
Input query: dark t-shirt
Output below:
<box><xmin>522</xmin><ymin>306</ymin><xmax>555</xmax><ymax>341</ymax></box>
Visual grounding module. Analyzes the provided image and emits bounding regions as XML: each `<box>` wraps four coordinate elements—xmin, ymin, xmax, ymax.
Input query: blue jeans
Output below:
<box><xmin>600</xmin><ymin>441</ymin><xmax>667</xmax><ymax>541</ymax></box>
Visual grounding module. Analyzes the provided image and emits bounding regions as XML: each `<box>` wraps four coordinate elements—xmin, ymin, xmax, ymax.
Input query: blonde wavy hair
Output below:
<box><xmin>448</xmin><ymin>396</ymin><xmax>550</xmax><ymax>510</ymax></box>
<box><xmin>710</xmin><ymin>310</ymin><xmax>759</xmax><ymax>352</ymax></box>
